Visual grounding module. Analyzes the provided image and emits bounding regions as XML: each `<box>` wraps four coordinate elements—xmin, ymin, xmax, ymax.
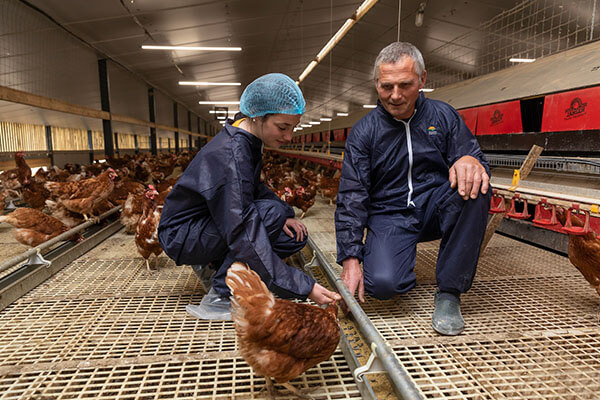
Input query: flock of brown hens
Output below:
<box><xmin>0</xmin><ymin>150</ymin><xmax>195</xmax><ymax>270</ymax></box>
<box><xmin>262</xmin><ymin>153</ymin><xmax>340</xmax><ymax>218</ymax></box>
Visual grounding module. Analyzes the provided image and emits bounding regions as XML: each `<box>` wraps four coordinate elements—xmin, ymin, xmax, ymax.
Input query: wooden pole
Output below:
<box><xmin>480</xmin><ymin>144</ymin><xmax>543</xmax><ymax>253</ymax></box>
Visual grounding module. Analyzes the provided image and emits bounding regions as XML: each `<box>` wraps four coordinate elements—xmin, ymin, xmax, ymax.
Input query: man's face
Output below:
<box><xmin>259</xmin><ymin>114</ymin><xmax>301</xmax><ymax>148</ymax></box>
<box><xmin>375</xmin><ymin>57</ymin><xmax>426</xmax><ymax>120</ymax></box>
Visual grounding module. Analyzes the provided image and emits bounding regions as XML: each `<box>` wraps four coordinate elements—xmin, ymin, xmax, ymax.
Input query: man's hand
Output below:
<box><xmin>308</xmin><ymin>283</ymin><xmax>341</xmax><ymax>305</ymax></box>
<box><xmin>449</xmin><ymin>155</ymin><xmax>490</xmax><ymax>200</ymax></box>
<box><xmin>340</xmin><ymin>257</ymin><xmax>365</xmax><ymax>312</ymax></box>
<box><xmin>283</xmin><ymin>218</ymin><xmax>307</xmax><ymax>242</ymax></box>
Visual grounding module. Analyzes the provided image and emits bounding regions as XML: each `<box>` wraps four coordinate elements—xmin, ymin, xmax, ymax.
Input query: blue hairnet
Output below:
<box><xmin>240</xmin><ymin>73</ymin><xmax>305</xmax><ymax>117</ymax></box>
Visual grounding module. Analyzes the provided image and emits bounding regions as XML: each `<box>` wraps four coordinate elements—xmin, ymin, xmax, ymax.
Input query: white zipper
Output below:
<box><xmin>396</xmin><ymin>110</ymin><xmax>417</xmax><ymax>208</ymax></box>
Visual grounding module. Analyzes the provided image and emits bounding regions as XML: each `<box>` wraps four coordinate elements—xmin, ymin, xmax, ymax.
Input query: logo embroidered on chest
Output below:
<box><xmin>427</xmin><ymin>126</ymin><xmax>438</xmax><ymax>135</ymax></box>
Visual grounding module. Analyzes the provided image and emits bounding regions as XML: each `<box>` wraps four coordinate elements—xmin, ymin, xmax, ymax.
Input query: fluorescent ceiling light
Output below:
<box><xmin>217</xmin><ymin>116</ymin><xmax>226</xmax><ymax>120</ymax></box>
<box><xmin>363</xmin><ymin>104</ymin><xmax>377</xmax><ymax>108</ymax></box>
<box><xmin>297</xmin><ymin>0</ymin><xmax>379</xmax><ymax>83</ymax></box>
<box><xmin>179</xmin><ymin>81</ymin><xmax>241</xmax><ymax>86</ymax></box>
<box><xmin>509</xmin><ymin>58</ymin><xmax>535</xmax><ymax>63</ymax></box>
<box><xmin>301</xmin><ymin>124</ymin><xmax>312</xmax><ymax>128</ymax></box>
<box><xmin>199</xmin><ymin>101</ymin><xmax>240</xmax><ymax>105</ymax></box>
<box><xmin>337</xmin><ymin>112</ymin><xmax>349</xmax><ymax>117</ymax></box>
<box><xmin>420</xmin><ymin>88</ymin><xmax>434</xmax><ymax>92</ymax></box>
<box><xmin>209</xmin><ymin>110</ymin><xmax>239</xmax><ymax>114</ymax></box>
<box><xmin>309</xmin><ymin>121</ymin><xmax>321</xmax><ymax>125</ymax></box>
<box><xmin>142</xmin><ymin>45</ymin><xmax>241</xmax><ymax>51</ymax></box>
<box><xmin>320</xmin><ymin>117</ymin><xmax>332</xmax><ymax>121</ymax></box>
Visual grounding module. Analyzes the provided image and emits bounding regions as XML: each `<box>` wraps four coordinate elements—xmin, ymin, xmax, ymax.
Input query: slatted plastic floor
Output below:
<box><xmin>0</xmin><ymin>228</ymin><xmax>361</xmax><ymax>399</ymax></box>
<box><xmin>1</xmin><ymin>197</ymin><xmax>599</xmax><ymax>399</ymax></box>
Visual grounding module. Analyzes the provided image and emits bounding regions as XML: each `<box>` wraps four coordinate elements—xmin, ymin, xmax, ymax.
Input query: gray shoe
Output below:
<box><xmin>191</xmin><ymin>264</ymin><xmax>216</xmax><ymax>293</ymax></box>
<box><xmin>186</xmin><ymin>287</ymin><xmax>232</xmax><ymax>321</ymax></box>
<box><xmin>432</xmin><ymin>291</ymin><xmax>464</xmax><ymax>336</ymax></box>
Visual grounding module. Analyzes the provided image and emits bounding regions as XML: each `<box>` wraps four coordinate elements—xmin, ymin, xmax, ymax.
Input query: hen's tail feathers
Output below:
<box><xmin>226</xmin><ymin>262</ymin><xmax>275</xmax><ymax>331</ymax></box>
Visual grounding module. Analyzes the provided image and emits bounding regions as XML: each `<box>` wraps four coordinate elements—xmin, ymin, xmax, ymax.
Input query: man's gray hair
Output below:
<box><xmin>373</xmin><ymin>42</ymin><xmax>425</xmax><ymax>80</ymax></box>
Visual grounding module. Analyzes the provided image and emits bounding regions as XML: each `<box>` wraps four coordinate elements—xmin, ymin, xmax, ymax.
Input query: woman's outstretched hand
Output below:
<box><xmin>309</xmin><ymin>283</ymin><xmax>341</xmax><ymax>305</ymax></box>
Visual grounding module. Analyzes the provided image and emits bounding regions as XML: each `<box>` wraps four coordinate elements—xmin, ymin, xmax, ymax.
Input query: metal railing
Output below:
<box><xmin>0</xmin><ymin>205</ymin><xmax>121</xmax><ymax>275</ymax></box>
<box><xmin>486</xmin><ymin>154</ymin><xmax>600</xmax><ymax>175</ymax></box>
<box><xmin>307</xmin><ymin>236</ymin><xmax>423</xmax><ymax>400</ymax></box>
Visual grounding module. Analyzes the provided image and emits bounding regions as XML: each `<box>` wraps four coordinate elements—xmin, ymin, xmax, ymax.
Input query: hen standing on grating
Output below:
<box><xmin>226</xmin><ymin>262</ymin><xmax>340</xmax><ymax>399</ymax></box>
<box><xmin>135</xmin><ymin>185</ymin><xmax>163</xmax><ymax>271</ymax></box>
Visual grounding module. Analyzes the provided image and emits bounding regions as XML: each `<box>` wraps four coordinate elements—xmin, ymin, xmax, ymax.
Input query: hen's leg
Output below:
<box><xmin>282</xmin><ymin>382</ymin><xmax>314</xmax><ymax>399</ymax></box>
<box><xmin>145</xmin><ymin>258</ymin><xmax>151</xmax><ymax>272</ymax></box>
<box><xmin>299</xmin><ymin>211</ymin><xmax>306</xmax><ymax>219</ymax></box>
<box><xmin>265</xmin><ymin>377</ymin><xmax>277</xmax><ymax>399</ymax></box>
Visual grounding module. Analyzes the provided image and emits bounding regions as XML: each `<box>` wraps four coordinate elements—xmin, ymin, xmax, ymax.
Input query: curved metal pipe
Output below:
<box><xmin>0</xmin><ymin>205</ymin><xmax>121</xmax><ymax>274</ymax></box>
<box><xmin>307</xmin><ymin>236</ymin><xmax>423</xmax><ymax>400</ymax></box>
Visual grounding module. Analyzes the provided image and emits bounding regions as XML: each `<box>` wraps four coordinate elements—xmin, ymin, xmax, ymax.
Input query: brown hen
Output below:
<box><xmin>45</xmin><ymin>168</ymin><xmax>117</xmax><ymax>221</ymax></box>
<box><xmin>45</xmin><ymin>200</ymin><xmax>84</xmax><ymax>227</ymax></box>
<box><xmin>557</xmin><ymin>208</ymin><xmax>600</xmax><ymax>296</ymax></box>
<box><xmin>317</xmin><ymin>174</ymin><xmax>340</xmax><ymax>205</ymax></box>
<box><xmin>0</xmin><ymin>190</ymin><xmax>7</xmax><ymax>211</ymax></box>
<box><xmin>0</xmin><ymin>208</ymin><xmax>80</xmax><ymax>247</ymax></box>
<box><xmin>0</xmin><ymin>151</ymin><xmax>31</xmax><ymax>191</ymax></box>
<box><xmin>120</xmin><ymin>192</ymin><xmax>145</xmax><ymax>233</ymax></box>
<box><xmin>226</xmin><ymin>262</ymin><xmax>339</xmax><ymax>398</ymax></box>
<box><xmin>108</xmin><ymin>177</ymin><xmax>145</xmax><ymax>206</ymax></box>
<box><xmin>135</xmin><ymin>186</ymin><xmax>163</xmax><ymax>271</ymax></box>
<box><xmin>281</xmin><ymin>185</ymin><xmax>316</xmax><ymax>219</ymax></box>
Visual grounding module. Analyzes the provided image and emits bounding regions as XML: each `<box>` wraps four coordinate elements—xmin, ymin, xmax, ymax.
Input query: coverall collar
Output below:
<box><xmin>224</xmin><ymin>119</ymin><xmax>263</xmax><ymax>151</ymax></box>
<box><xmin>376</xmin><ymin>92</ymin><xmax>426</xmax><ymax>123</ymax></box>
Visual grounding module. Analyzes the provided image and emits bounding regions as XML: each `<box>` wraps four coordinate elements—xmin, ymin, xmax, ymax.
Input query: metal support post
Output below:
<box><xmin>173</xmin><ymin>102</ymin><xmax>179</xmax><ymax>153</ymax></box>
<box><xmin>87</xmin><ymin>129</ymin><xmax>94</xmax><ymax>164</ymax></box>
<box><xmin>187</xmin><ymin>111</ymin><xmax>192</xmax><ymax>151</ymax></box>
<box><xmin>148</xmin><ymin>88</ymin><xmax>157</xmax><ymax>155</ymax></box>
<box><xmin>45</xmin><ymin>125</ymin><xmax>54</xmax><ymax>165</ymax></box>
<box><xmin>97</xmin><ymin>59</ymin><xmax>114</xmax><ymax>157</ymax></box>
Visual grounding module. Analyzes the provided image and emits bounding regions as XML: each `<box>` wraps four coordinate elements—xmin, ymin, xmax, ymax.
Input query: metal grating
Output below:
<box><xmin>25</xmin><ymin>258</ymin><xmax>204</xmax><ymax>300</ymax></box>
<box><xmin>395</xmin><ymin>332</ymin><xmax>600</xmax><ymax>399</ymax></box>
<box><xmin>0</xmin><ymin>354</ymin><xmax>361</xmax><ymax>400</ymax></box>
<box><xmin>414</xmin><ymin>245</ymin><xmax>580</xmax><ymax>283</ymax></box>
<box><xmin>362</xmin><ymin>274</ymin><xmax>599</xmax><ymax>342</ymax></box>
<box><xmin>0</xmin><ymin>294</ymin><xmax>241</xmax><ymax>367</ymax></box>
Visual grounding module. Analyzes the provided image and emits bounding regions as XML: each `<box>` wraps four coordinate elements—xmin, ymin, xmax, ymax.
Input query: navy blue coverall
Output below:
<box><xmin>335</xmin><ymin>93</ymin><xmax>491</xmax><ymax>299</ymax></box>
<box><xmin>158</xmin><ymin>121</ymin><xmax>314</xmax><ymax>300</ymax></box>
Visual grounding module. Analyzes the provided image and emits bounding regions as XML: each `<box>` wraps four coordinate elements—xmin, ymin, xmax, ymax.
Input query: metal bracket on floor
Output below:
<box><xmin>302</xmin><ymin>250</ymin><xmax>318</xmax><ymax>271</ymax></box>
<box><xmin>5</xmin><ymin>199</ymin><xmax>17</xmax><ymax>211</ymax></box>
<box><xmin>24</xmin><ymin>250</ymin><xmax>51</xmax><ymax>268</ymax></box>
<box><xmin>354</xmin><ymin>343</ymin><xmax>388</xmax><ymax>383</ymax></box>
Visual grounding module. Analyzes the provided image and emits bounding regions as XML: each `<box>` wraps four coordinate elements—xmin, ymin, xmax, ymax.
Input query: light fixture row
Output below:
<box><xmin>509</xmin><ymin>58</ymin><xmax>536</xmax><ymax>63</ymax></box>
<box><xmin>142</xmin><ymin>45</ymin><xmax>241</xmax><ymax>52</ymax></box>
